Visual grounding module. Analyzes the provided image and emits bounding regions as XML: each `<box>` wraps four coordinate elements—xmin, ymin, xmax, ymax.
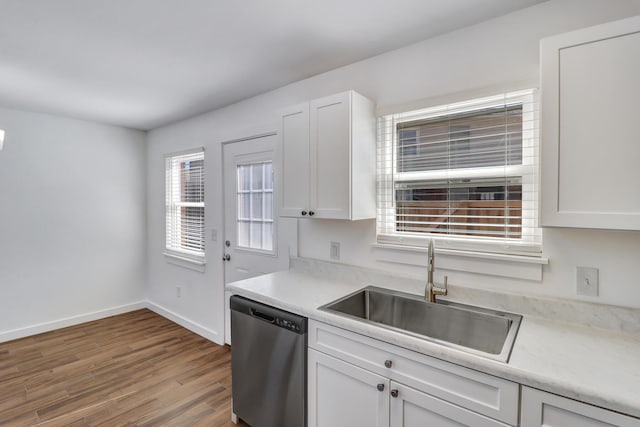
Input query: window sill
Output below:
<box><xmin>371</xmin><ymin>243</ymin><xmax>548</xmax><ymax>281</ymax></box>
<box><xmin>163</xmin><ymin>251</ymin><xmax>206</xmax><ymax>273</ymax></box>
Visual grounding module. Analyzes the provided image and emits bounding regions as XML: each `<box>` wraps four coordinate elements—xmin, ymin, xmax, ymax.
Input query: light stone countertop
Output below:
<box><xmin>226</xmin><ymin>269</ymin><xmax>640</xmax><ymax>419</ymax></box>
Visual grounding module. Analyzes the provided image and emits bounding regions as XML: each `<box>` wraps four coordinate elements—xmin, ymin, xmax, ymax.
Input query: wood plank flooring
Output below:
<box><xmin>0</xmin><ymin>309</ymin><xmax>249</xmax><ymax>426</ymax></box>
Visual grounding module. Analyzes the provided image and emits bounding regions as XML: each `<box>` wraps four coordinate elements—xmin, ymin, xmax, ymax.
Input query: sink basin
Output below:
<box><xmin>319</xmin><ymin>286</ymin><xmax>521</xmax><ymax>362</ymax></box>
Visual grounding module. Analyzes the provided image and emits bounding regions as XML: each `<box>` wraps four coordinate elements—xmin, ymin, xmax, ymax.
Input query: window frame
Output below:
<box><xmin>377</xmin><ymin>89</ymin><xmax>541</xmax><ymax>256</ymax></box>
<box><xmin>165</xmin><ymin>148</ymin><xmax>206</xmax><ymax>263</ymax></box>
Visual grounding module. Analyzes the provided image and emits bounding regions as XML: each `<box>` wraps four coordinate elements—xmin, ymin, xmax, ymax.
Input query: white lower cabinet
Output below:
<box><xmin>390</xmin><ymin>381</ymin><xmax>509</xmax><ymax>427</ymax></box>
<box><xmin>309</xmin><ymin>321</ymin><xmax>640</xmax><ymax>426</ymax></box>
<box><xmin>308</xmin><ymin>320</ymin><xmax>518</xmax><ymax>427</ymax></box>
<box><xmin>308</xmin><ymin>348</ymin><xmax>389</xmax><ymax>427</ymax></box>
<box><xmin>308</xmin><ymin>348</ymin><xmax>510</xmax><ymax>427</ymax></box>
<box><xmin>521</xmin><ymin>387</ymin><xmax>640</xmax><ymax>427</ymax></box>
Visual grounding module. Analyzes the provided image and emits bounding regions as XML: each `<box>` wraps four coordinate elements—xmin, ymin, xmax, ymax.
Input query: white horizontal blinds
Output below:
<box><xmin>166</xmin><ymin>150</ymin><xmax>205</xmax><ymax>258</ymax></box>
<box><xmin>377</xmin><ymin>90</ymin><xmax>541</xmax><ymax>255</ymax></box>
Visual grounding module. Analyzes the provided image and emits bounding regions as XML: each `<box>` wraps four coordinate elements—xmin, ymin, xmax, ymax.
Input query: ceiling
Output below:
<box><xmin>0</xmin><ymin>0</ymin><xmax>545</xmax><ymax>130</ymax></box>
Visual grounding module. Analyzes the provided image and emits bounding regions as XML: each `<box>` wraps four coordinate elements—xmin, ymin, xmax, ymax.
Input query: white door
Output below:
<box><xmin>308</xmin><ymin>349</ymin><xmax>390</xmax><ymax>427</ymax></box>
<box><xmin>389</xmin><ymin>382</ymin><xmax>508</xmax><ymax>427</ymax></box>
<box><xmin>223</xmin><ymin>133</ymin><xmax>296</xmax><ymax>343</ymax></box>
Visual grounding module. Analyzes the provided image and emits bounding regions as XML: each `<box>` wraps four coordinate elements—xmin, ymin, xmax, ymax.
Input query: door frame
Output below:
<box><xmin>220</xmin><ymin>130</ymin><xmax>298</xmax><ymax>344</ymax></box>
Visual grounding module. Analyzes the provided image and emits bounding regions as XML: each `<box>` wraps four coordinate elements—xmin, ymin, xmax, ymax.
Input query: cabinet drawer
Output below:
<box><xmin>309</xmin><ymin>320</ymin><xmax>518</xmax><ymax>425</ymax></box>
<box><xmin>521</xmin><ymin>387</ymin><xmax>640</xmax><ymax>427</ymax></box>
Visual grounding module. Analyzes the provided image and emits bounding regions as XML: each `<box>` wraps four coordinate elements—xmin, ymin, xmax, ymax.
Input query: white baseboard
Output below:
<box><xmin>145</xmin><ymin>301</ymin><xmax>223</xmax><ymax>345</ymax></box>
<box><xmin>0</xmin><ymin>300</ymin><xmax>223</xmax><ymax>346</ymax></box>
<box><xmin>0</xmin><ymin>301</ymin><xmax>147</xmax><ymax>344</ymax></box>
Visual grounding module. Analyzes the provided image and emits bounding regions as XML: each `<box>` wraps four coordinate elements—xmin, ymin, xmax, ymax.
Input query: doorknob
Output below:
<box><xmin>222</xmin><ymin>254</ymin><xmax>231</xmax><ymax>261</ymax></box>
<box><xmin>225</xmin><ymin>240</ymin><xmax>231</xmax><ymax>247</ymax></box>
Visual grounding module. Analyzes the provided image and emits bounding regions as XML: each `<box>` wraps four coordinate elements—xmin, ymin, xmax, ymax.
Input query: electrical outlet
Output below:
<box><xmin>330</xmin><ymin>242</ymin><xmax>340</xmax><ymax>260</ymax></box>
<box><xmin>176</xmin><ymin>285</ymin><xmax>182</xmax><ymax>298</ymax></box>
<box><xmin>576</xmin><ymin>267</ymin><xmax>598</xmax><ymax>296</ymax></box>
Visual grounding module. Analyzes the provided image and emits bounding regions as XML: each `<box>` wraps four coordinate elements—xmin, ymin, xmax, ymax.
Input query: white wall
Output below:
<box><xmin>0</xmin><ymin>107</ymin><xmax>147</xmax><ymax>341</ymax></box>
<box><xmin>146</xmin><ymin>0</ymin><xmax>640</xmax><ymax>343</ymax></box>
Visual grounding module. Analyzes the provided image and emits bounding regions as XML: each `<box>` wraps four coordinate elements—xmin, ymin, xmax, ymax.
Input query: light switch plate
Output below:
<box><xmin>576</xmin><ymin>266</ymin><xmax>599</xmax><ymax>296</ymax></box>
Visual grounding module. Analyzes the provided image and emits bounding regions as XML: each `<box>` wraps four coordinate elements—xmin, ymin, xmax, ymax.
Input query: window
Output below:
<box><xmin>236</xmin><ymin>161</ymin><xmax>274</xmax><ymax>252</ymax></box>
<box><xmin>165</xmin><ymin>149</ymin><xmax>205</xmax><ymax>260</ymax></box>
<box><xmin>377</xmin><ymin>90</ymin><xmax>541</xmax><ymax>255</ymax></box>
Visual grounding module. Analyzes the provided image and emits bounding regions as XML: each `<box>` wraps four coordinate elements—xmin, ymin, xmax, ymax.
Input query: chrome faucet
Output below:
<box><xmin>426</xmin><ymin>239</ymin><xmax>448</xmax><ymax>303</ymax></box>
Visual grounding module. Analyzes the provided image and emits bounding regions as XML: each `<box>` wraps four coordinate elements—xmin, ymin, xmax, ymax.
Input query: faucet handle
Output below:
<box><xmin>432</xmin><ymin>276</ymin><xmax>448</xmax><ymax>300</ymax></box>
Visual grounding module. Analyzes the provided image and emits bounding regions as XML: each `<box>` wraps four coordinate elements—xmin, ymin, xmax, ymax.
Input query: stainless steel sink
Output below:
<box><xmin>319</xmin><ymin>286</ymin><xmax>522</xmax><ymax>362</ymax></box>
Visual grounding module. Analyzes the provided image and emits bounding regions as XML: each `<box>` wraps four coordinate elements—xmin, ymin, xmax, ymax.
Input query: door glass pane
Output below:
<box><xmin>251</xmin><ymin>193</ymin><xmax>263</xmax><ymax>220</ymax></box>
<box><xmin>264</xmin><ymin>162</ymin><xmax>273</xmax><ymax>190</ymax></box>
<box><xmin>250</xmin><ymin>222</ymin><xmax>262</xmax><ymax>248</ymax></box>
<box><xmin>238</xmin><ymin>165</ymin><xmax>250</xmax><ymax>191</ymax></box>
<box><xmin>236</xmin><ymin>160</ymin><xmax>274</xmax><ymax>251</ymax></box>
<box><xmin>264</xmin><ymin>193</ymin><xmax>273</xmax><ymax>220</ymax></box>
<box><xmin>251</xmin><ymin>163</ymin><xmax>263</xmax><ymax>190</ymax></box>
<box><xmin>263</xmin><ymin>223</ymin><xmax>273</xmax><ymax>251</ymax></box>
<box><xmin>238</xmin><ymin>221</ymin><xmax>249</xmax><ymax>247</ymax></box>
<box><xmin>238</xmin><ymin>193</ymin><xmax>250</xmax><ymax>219</ymax></box>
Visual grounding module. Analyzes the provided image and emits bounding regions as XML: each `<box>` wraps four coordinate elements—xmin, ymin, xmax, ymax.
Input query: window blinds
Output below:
<box><xmin>377</xmin><ymin>90</ymin><xmax>541</xmax><ymax>255</ymax></box>
<box><xmin>165</xmin><ymin>149</ymin><xmax>205</xmax><ymax>259</ymax></box>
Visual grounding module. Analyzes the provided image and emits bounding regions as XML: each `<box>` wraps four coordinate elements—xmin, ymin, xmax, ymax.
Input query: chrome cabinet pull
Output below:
<box><xmin>377</xmin><ymin>384</ymin><xmax>385</xmax><ymax>392</ymax></box>
<box><xmin>390</xmin><ymin>389</ymin><xmax>399</xmax><ymax>398</ymax></box>
<box><xmin>384</xmin><ymin>360</ymin><xmax>392</xmax><ymax>368</ymax></box>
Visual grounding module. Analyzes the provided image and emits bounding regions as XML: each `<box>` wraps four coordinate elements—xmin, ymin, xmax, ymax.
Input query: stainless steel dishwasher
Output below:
<box><xmin>230</xmin><ymin>295</ymin><xmax>307</xmax><ymax>427</ymax></box>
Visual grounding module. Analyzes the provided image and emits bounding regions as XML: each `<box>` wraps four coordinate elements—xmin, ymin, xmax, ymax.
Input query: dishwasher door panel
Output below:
<box><xmin>231</xmin><ymin>309</ymin><xmax>306</xmax><ymax>427</ymax></box>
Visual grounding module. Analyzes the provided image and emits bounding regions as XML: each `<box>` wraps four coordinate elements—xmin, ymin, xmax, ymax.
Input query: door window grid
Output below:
<box><xmin>237</xmin><ymin>161</ymin><xmax>274</xmax><ymax>252</ymax></box>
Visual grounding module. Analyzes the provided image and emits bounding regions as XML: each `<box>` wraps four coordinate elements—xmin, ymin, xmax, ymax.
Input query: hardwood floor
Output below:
<box><xmin>0</xmin><ymin>309</ymin><xmax>249</xmax><ymax>426</ymax></box>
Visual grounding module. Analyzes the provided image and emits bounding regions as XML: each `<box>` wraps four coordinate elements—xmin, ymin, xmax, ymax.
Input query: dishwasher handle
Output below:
<box><xmin>250</xmin><ymin>308</ymin><xmax>276</xmax><ymax>323</ymax></box>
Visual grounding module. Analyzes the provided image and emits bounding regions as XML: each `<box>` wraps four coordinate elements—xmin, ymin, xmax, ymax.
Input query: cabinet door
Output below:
<box><xmin>521</xmin><ymin>387</ymin><xmax>640</xmax><ymax>427</ymax></box>
<box><xmin>308</xmin><ymin>349</ymin><xmax>390</xmax><ymax>427</ymax></box>
<box><xmin>309</xmin><ymin>91</ymin><xmax>351</xmax><ymax>219</ymax></box>
<box><xmin>389</xmin><ymin>382</ymin><xmax>509</xmax><ymax>427</ymax></box>
<box><xmin>541</xmin><ymin>16</ymin><xmax>640</xmax><ymax>230</ymax></box>
<box><xmin>278</xmin><ymin>102</ymin><xmax>310</xmax><ymax>217</ymax></box>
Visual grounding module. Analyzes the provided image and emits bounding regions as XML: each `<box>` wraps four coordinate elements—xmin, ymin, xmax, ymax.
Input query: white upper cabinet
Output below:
<box><xmin>540</xmin><ymin>16</ymin><xmax>640</xmax><ymax>230</ymax></box>
<box><xmin>277</xmin><ymin>90</ymin><xmax>376</xmax><ymax>220</ymax></box>
<box><xmin>279</xmin><ymin>101</ymin><xmax>310</xmax><ymax>218</ymax></box>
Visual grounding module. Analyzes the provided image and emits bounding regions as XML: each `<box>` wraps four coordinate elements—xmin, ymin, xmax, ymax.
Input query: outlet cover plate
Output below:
<box><xmin>576</xmin><ymin>266</ymin><xmax>598</xmax><ymax>296</ymax></box>
<box><xmin>330</xmin><ymin>242</ymin><xmax>340</xmax><ymax>260</ymax></box>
